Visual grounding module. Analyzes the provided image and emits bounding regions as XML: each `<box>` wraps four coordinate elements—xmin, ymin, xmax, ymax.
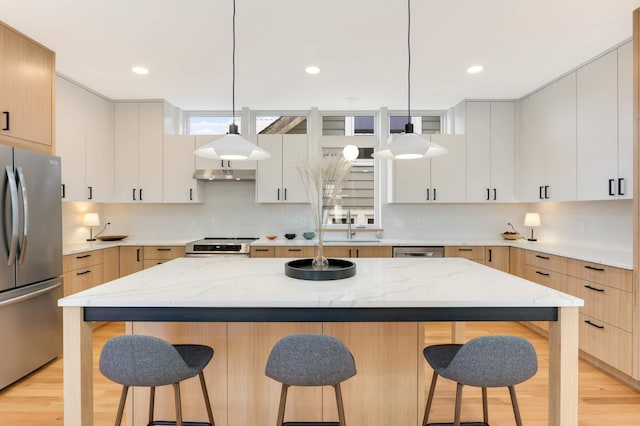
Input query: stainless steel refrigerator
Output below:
<box><xmin>0</xmin><ymin>146</ymin><xmax>63</xmax><ymax>390</ymax></box>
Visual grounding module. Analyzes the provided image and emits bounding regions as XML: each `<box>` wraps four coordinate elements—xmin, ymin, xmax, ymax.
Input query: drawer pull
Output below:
<box><xmin>535</xmin><ymin>271</ymin><xmax>550</xmax><ymax>277</ymax></box>
<box><xmin>584</xmin><ymin>285</ymin><xmax>604</xmax><ymax>292</ymax></box>
<box><xmin>584</xmin><ymin>320</ymin><xmax>604</xmax><ymax>330</ymax></box>
<box><xmin>76</xmin><ymin>254</ymin><xmax>91</xmax><ymax>259</ymax></box>
<box><xmin>157</xmin><ymin>248</ymin><xmax>171</xmax><ymax>251</ymax></box>
<box><xmin>458</xmin><ymin>248</ymin><xmax>473</xmax><ymax>252</ymax></box>
<box><xmin>255</xmin><ymin>249</ymin><xmax>269</xmax><ymax>252</ymax></box>
<box><xmin>288</xmin><ymin>249</ymin><xmax>302</xmax><ymax>252</ymax></box>
<box><xmin>76</xmin><ymin>270</ymin><xmax>91</xmax><ymax>276</ymax></box>
<box><xmin>584</xmin><ymin>265</ymin><xmax>605</xmax><ymax>272</ymax></box>
<box><xmin>535</xmin><ymin>255</ymin><xmax>549</xmax><ymax>260</ymax></box>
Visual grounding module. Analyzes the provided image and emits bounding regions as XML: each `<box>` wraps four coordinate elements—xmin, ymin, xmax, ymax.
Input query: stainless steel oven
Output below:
<box><xmin>185</xmin><ymin>237</ymin><xmax>257</xmax><ymax>257</ymax></box>
<box><xmin>392</xmin><ymin>246</ymin><xmax>445</xmax><ymax>258</ymax></box>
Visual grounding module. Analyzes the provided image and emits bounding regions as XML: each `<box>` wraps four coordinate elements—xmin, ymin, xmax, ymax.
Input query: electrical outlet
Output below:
<box><xmin>577</xmin><ymin>220</ymin><xmax>585</xmax><ymax>233</ymax></box>
<box><xmin>417</xmin><ymin>218</ymin><xmax>424</xmax><ymax>228</ymax></box>
<box><xmin>299</xmin><ymin>218</ymin><xmax>305</xmax><ymax>227</ymax></box>
<box><xmin>187</xmin><ymin>219</ymin><xmax>195</xmax><ymax>228</ymax></box>
<box><xmin>394</xmin><ymin>218</ymin><xmax>404</xmax><ymax>227</ymax></box>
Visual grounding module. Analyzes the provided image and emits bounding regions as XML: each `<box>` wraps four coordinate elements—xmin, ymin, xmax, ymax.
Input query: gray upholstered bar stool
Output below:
<box><xmin>422</xmin><ymin>335</ymin><xmax>537</xmax><ymax>426</ymax></box>
<box><xmin>265</xmin><ymin>334</ymin><xmax>357</xmax><ymax>426</ymax></box>
<box><xmin>99</xmin><ymin>335</ymin><xmax>215</xmax><ymax>426</ymax></box>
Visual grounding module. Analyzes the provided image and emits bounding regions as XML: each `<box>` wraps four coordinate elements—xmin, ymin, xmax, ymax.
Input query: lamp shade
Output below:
<box><xmin>194</xmin><ymin>134</ymin><xmax>271</xmax><ymax>161</ymax></box>
<box><xmin>524</xmin><ymin>213</ymin><xmax>541</xmax><ymax>227</ymax></box>
<box><xmin>372</xmin><ymin>133</ymin><xmax>449</xmax><ymax>160</ymax></box>
<box><xmin>83</xmin><ymin>213</ymin><xmax>100</xmax><ymax>227</ymax></box>
<box><xmin>342</xmin><ymin>144</ymin><xmax>359</xmax><ymax>161</ymax></box>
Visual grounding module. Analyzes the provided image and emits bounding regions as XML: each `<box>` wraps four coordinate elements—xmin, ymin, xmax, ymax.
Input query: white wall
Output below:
<box><xmin>63</xmin><ymin>184</ymin><xmax>633</xmax><ymax>252</ymax></box>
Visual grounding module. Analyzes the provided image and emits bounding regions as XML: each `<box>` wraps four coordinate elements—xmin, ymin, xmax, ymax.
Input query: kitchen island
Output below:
<box><xmin>59</xmin><ymin>257</ymin><xmax>583</xmax><ymax>426</ymax></box>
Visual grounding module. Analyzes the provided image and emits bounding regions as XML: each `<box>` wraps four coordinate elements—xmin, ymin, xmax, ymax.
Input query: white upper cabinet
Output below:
<box><xmin>576</xmin><ymin>50</ymin><xmax>619</xmax><ymax>200</ymax></box>
<box><xmin>389</xmin><ymin>134</ymin><xmax>466</xmax><ymax>203</ymax></box>
<box><xmin>56</xmin><ymin>77</ymin><xmax>114</xmax><ymax>202</ymax></box>
<box><xmin>517</xmin><ymin>73</ymin><xmax>577</xmax><ymax>202</ymax></box>
<box><xmin>194</xmin><ymin>135</ymin><xmax>257</xmax><ymax>171</ymax></box>
<box><xmin>163</xmin><ymin>135</ymin><xmax>199</xmax><ymax>203</ymax></box>
<box><xmin>617</xmin><ymin>41</ymin><xmax>633</xmax><ymax>200</ymax></box>
<box><xmin>464</xmin><ymin>101</ymin><xmax>515</xmax><ymax>202</ymax></box>
<box><xmin>114</xmin><ymin>102</ymin><xmax>164</xmax><ymax>203</ymax></box>
<box><xmin>256</xmin><ymin>134</ymin><xmax>308</xmax><ymax>203</ymax></box>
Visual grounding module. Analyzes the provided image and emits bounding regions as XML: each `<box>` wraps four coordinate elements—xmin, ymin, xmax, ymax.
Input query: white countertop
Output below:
<box><xmin>58</xmin><ymin>257</ymin><xmax>583</xmax><ymax>309</ymax></box>
<box><xmin>63</xmin><ymin>238</ymin><xmax>194</xmax><ymax>255</ymax></box>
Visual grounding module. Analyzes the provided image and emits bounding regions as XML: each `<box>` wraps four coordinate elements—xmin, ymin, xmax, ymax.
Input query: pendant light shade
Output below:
<box><xmin>194</xmin><ymin>0</ymin><xmax>270</xmax><ymax>161</ymax></box>
<box><xmin>372</xmin><ymin>0</ymin><xmax>448</xmax><ymax>160</ymax></box>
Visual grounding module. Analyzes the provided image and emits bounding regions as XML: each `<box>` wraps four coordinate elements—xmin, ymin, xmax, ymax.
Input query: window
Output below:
<box><xmin>389</xmin><ymin>115</ymin><xmax>442</xmax><ymax>134</ymax></box>
<box><xmin>322</xmin><ymin>115</ymin><xmax>376</xmax><ymax>136</ymax></box>
<box><xmin>255</xmin><ymin>115</ymin><xmax>307</xmax><ymax>134</ymax></box>
<box><xmin>188</xmin><ymin>115</ymin><xmax>241</xmax><ymax>135</ymax></box>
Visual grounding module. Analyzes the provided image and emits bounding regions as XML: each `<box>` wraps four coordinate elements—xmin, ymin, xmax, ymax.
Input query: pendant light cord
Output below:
<box><xmin>232</xmin><ymin>0</ymin><xmax>237</xmax><ymax>129</ymax></box>
<box><xmin>407</xmin><ymin>0</ymin><xmax>411</xmax><ymax>124</ymax></box>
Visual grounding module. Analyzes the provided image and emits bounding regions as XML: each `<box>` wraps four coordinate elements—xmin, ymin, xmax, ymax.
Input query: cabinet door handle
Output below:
<box><xmin>284</xmin><ymin>188</ymin><xmax>287</xmax><ymax>201</ymax></box>
<box><xmin>139</xmin><ymin>188</ymin><xmax>143</xmax><ymax>201</ymax></box>
<box><xmin>255</xmin><ymin>248</ymin><xmax>269</xmax><ymax>252</ymax></box>
<box><xmin>486</xmin><ymin>188</ymin><xmax>490</xmax><ymax>201</ymax></box>
<box><xmin>458</xmin><ymin>248</ymin><xmax>473</xmax><ymax>252</ymax></box>
<box><xmin>220</xmin><ymin>160</ymin><xmax>225</xmax><ymax>168</ymax></box>
<box><xmin>277</xmin><ymin>188</ymin><xmax>280</xmax><ymax>201</ymax></box>
<box><xmin>536</xmin><ymin>271</ymin><xmax>550</xmax><ymax>277</ymax></box>
<box><xmin>132</xmin><ymin>188</ymin><xmax>137</xmax><ymax>201</ymax></box>
<box><xmin>76</xmin><ymin>270</ymin><xmax>91</xmax><ymax>276</ymax></box>
<box><xmin>76</xmin><ymin>254</ymin><xmax>91</xmax><ymax>259</ymax></box>
<box><xmin>61</xmin><ymin>184</ymin><xmax>66</xmax><ymax>199</ymax></box>
<box><xmin>535</xmin><ymin>254</ymin><xmax>549</xmax><ymax>260</ymax></box>
<box><xmin>2</xmin><ymin>112</ymin><xmax>9</xmax><ymax>131</ymax></box>
<box><xmin>433</xmin><ymin>188</ymin><xmax>437</xmax><ymax>201</ymax></box>
<box><xmin>157</xmin><ymin>248</ymin><xmax>171</xmax><ymax>251</ymax></box>
<box><xmin>584</xmin><ymin>284</ymin><xmax>605</xmax><ymax>292</ymax></box>
<box><xmin>493</xmin><ymin>188</ymin><xmax>497</xmax><ymax>201</ymax></box>
<box><xmin>584</xmin><ymin>265</ymin><xmax>605</xmax><ymax>272</ymax></box>
<box><xmin>608</xmin><ymin>179</ymin><xmax>615</xmax><ymax>196</ymax></box>
<box><xmin>488</xmin><ymin>249</ymin><xmax>492</xmax><ymax>262</ymax></box>
<box><xmin>539</xmin><ymin>186</ymin><xmax>544</xmax><ymax>200</ymax></box>
<box><xmin>618</xmin><ymin>178</ymin><xmax>625</xmax><ymax>196</ymax></box>
<box><xmin>189</xmin><ymin>188</ymin><xmax>193</xmax><ymax>201</ymax></box>
<box><xmin>136</xmin><ymin>248</ymin><xmax>141</xmax><ymax>262</ymax></box>
<box><xmin>426</xmin><ymin>188</ymin><xmax>430</xmax><ymax>201</ymax></box>
<box><xmin>288</xmin><ymin>248</ymin><xmax>302</xmax><ymax>252</ymax></box>
<box><xmin>348</xmin><ymin>249</ymin><xmax>352</xmax><ymax>257</ymax></box>
<box><xmin>356</xmin><ymin>249</ymin><xmax>360</xmax><ymax>258</ymax></box>
<box><xmin>88</xmin><ymin>186</ymin><xmax>93</xmax><ymax>200</ymax></box>
<box><xmin>584</xmin><ymin>320</ymin><xmax>604</xmax><ymax>329</ymax></box>
<box><xmin>544</xmin><ymin>185</ymin><xmax>549</xmax><ymax>199</ymax></box>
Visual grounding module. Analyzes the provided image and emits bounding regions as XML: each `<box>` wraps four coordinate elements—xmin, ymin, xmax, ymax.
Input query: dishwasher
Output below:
<box><xmin>392</xmin><ymin>246</ymin><xmax>445</xmax><ymax>258</ymax></box>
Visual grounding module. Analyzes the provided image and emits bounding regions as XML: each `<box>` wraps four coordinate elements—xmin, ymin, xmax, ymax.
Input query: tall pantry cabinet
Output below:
<box><xmin>0</xmin><ymin>21</ymin><xmax>55</xmax><ymax>154</ymax></box>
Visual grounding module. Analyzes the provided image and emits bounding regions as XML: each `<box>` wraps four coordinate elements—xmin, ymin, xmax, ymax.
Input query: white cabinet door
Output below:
<box><xmin>256</xmin><ymin>134</ymin><xmax>283</xmax><ymax>203</ymax></box>
<box><xmin>490</xmin><ymin>102</ymin><xmax>516</xmax><ymax>202</ymax></box>
<box><xmin>114</xmin><ymin>103</ymin><xmax>140</xmax><ymax>202</ymax></box>
<box><xmin>163</xmin><ymin>135</ymin><xmax>198</xmax><ymax>203</ymax></box>
<box><xmin>85</xmin><ymin>92</ymin><xmax>114</xmax><ymax>202</ymax></box>
<box><xmin>281</xmin><ymin>134</ymin><xmax>308</xmax><ymax>203</ymax></box>
<box><xmin>465</xmin><ymin>102</ymin><xmax>491</xmax><ymax>202</ymax></box>
<box><xmin>617</xmin><ymin>41</ymin><xmax>633</xmax><ymax>199</ymax></box>
<box><xmin>56</xmin><ymin>77</ymin><xmax>86</xmax><ymax>201</ymax></box>
<box><xmin>577</xmin><ymin>50</ymin><xmax>618</xmax><ymax>200</ymax></box>
<box><xmin>391</xmin><ymin>157</ymin><xmax>430</xmax><ymax>203</ymax></box>
<box><xmin>517</xmin><ymin>91</ymin><xmax>546</xmax><ymax>202</ymax></box>
<box><xmin>544</xmin><ymin>73</ymin><xmax>577</xmax><ymax>201</ymax></box>
<box><xmin>256</xmin><ymin>134</ymin><xmax>308</xmax><ymax>203</ymax></box>
<box><xmin>138</xmin><ymin>103</ymin><xmax>163</xmax><ymax>203</ymax></box>
<box><xmin>195</xmin><ymin>135</ymin><xmax>257</xmax><ymax>171</ymax></box>
<box><xmin>430</xmin><ymin>135</ymin><xmax>466</xmax><ymax>203</ymax></box>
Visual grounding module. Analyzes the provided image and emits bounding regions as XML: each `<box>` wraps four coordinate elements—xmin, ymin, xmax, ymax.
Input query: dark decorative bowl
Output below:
<box><xmin>284</xmin><ymin>233</ymin><xmax>296</xmax><ymax>240</ymax></box>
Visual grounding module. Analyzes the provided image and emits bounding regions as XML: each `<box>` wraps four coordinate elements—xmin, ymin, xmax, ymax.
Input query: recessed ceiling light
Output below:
<box><xmin>467</xmin><ymin>65</ymin><xmax>484</xmax><ymax>74</ymax></box>
<box><xmin>131</xmin><ymin>66</ymin><xmax>149</xmax><ymax>75</ymax></box>
<box><xmin>305</xmin><ymin>66</ymin><xmax>320</xmax><ymax>74</ymax></box>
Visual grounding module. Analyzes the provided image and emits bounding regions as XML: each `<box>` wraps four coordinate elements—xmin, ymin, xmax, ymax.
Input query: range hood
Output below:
<box><xmin>193</xmin><ymin>169</ymin><xmax>256</xmax><ymax>181</ymax></box>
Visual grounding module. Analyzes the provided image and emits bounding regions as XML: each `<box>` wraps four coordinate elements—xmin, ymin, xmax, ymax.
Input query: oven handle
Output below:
<box><xmin>185</xmin><ymin>253</ymin><xmax>250</xmax><ymax>258</ymax></box>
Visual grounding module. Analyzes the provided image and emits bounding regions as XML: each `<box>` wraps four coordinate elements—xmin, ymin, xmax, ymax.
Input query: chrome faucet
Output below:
<box><xmin>347</xmin><ymin>209</ymin><xmax>355</xmax><ymax>239</ymax></box>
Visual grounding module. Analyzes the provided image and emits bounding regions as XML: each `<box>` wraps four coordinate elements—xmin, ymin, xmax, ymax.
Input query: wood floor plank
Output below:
<box><xmin>0</xmin><ymin>321</ymin><xmax>639</xmax><ymax>425</ymax></box>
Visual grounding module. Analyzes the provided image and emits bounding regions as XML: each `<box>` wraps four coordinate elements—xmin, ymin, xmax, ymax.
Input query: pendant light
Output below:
<box><xmin>372</xmin><ymin>0</ymin><xmax>448</xmax><ymax>160</ymax></box>
<box><xmin>195</xmin><ymin>0</ymin><xmax>270</xmax><ymax>161</ymax></box>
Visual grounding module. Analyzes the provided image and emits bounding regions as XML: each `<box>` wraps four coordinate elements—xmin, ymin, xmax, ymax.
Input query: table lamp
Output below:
<box><xmin>83</xmin><ymin>213</ymin><xmax>100</xmax><ymax>241</ymax></box>
<box><xmin>523</xmin><ymin>213</ymin><xmax>541</xmax><ymax>242</ymax></box>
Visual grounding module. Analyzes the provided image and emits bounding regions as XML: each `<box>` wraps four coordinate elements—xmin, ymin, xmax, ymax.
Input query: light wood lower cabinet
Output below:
<box><xmin>251</xmin><ymin>245</ymin><xmax>392</xmax><ymax>258</ymax></box>
<box><xmin>485</xmin><ymin>246</ymin><xmax>509</xmax><ymax>272</ymax></box>
<box><xmin>275</xmin><ymin>246</ymin><xmax>315</xmax><ymax>258</ymax></box>
<box><xmin>250</xmin><ymin>246</ymin><xmax>275</xmax><ymax>258</ymax></box>
<box><xmin>128</xmin><ymin>321</ymin><xmax>423</xmax><ymax>426</ymax></box>
<box><xmin>119</xmin><ymin>246</ymin><xmax>144</xmax><ymax>277</ymax></box>
<box><xmin>62</xmin><ymin>247</ymin><xmax>119</xmax><ymax>296</ymax></box>
<box><xmin>579</xmin><ymin>313</ymin><xmax>633</xmax><ymax>375</ymax></box>
<box><xmin>445</xmin><ymin>246</ymin><xmax>485</xmax><ymax>262</ymax></box>
<box><xmin>143</xmin><ymin>245</ymin><xmax>185</xmax><ymax>268</ymax></box>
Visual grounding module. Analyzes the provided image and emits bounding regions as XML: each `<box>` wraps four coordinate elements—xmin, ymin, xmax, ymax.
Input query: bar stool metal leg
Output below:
<box><xmin>276</xmin><ymin>384</ymin><xmax>289</xmax><ymax>426</ymax></box>
<box><xmin>199</xmin><ymin>371</ymin><xmax>215</xmax><ymax>425</ymax></box>
<box><xmin>422</xmin><ymin>371</ymin><xmax>438</xmax><ymax>426</ymax></box>
<box><xmin>334</xmin><ymin>384</ymin><xmax>347</xmax><ymax>426</ymax></box>
<box><xmin>453</xmin><ymin>383</ymin><xmax>463</xmax><ymax>426</ymax></box>
<box><xmin>482</xmin><ymin>387</ymin><xmax>488</xmax><ymax>424</ymax></box>
<box><xmin>149</xmin><ymin>386</ymin><xmax>156</xmax><ymax>425</ymax></box>
<box><xmin>173</xmin><ymin>383</ymin><xmax>183</xmax><ymax>426</ymax></box>
<box><xmin>114</xmin><ymin>385</ymin><xmax>129</xmax><ymax>426</ymax></box>
<box><xmin>509</xmin><ymin>385</ymin><xmax>523</xmax><ymax>426</ymax></box>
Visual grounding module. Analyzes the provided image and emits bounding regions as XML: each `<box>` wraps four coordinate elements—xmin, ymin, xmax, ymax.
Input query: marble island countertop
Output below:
<box><xmin>58</xmin><ymin>257</ymin><xmax>583</xmax><ymax>309</ymax></box>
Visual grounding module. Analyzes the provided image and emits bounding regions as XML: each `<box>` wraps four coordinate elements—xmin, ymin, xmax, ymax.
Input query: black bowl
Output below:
<box><xmin>284</xmin><ymin>233</ymin><xmax>296</xmax><ymax>240</ymax></box>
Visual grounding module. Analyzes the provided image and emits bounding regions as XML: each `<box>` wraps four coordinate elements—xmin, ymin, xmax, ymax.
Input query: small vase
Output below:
<box><xmin>312</xmin><ymin>243</ymin><xmax>329</xmax><ymax>270</ymax></box>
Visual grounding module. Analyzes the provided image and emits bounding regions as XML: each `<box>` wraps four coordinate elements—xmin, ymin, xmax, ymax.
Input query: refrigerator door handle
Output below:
<box><xmin>0</xmin><ymin>281</ymin><xmax>62</xmax><ymax>307</ymax></box>
<box><xmin>5</xmin><ymin>166</ymin><xmax>19</xmax><ymax>266</ymax></box>
<box><xmin>16</xmin><ymin>167</ymin><xmax>28</xmax><ymax>264</ymax></box>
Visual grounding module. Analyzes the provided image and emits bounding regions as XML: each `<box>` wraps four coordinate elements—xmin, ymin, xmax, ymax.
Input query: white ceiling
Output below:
<box><xmin>2</xmin><ymin>0</ymin><xmax>640</xmax><ymax>111</ymax></box>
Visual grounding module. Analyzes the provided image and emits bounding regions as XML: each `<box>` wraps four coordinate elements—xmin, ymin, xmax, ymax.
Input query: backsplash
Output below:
<box><xmin>63</xmin><ymin>183</ymin><xmax>633</xmax><ymax>252</ymax></box>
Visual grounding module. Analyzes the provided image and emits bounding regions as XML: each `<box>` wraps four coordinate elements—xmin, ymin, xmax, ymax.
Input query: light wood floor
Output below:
<box><xmin>0</xmin><ymin>321</ymin><xmax>639</xmax><ymax>425</ymax></box>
